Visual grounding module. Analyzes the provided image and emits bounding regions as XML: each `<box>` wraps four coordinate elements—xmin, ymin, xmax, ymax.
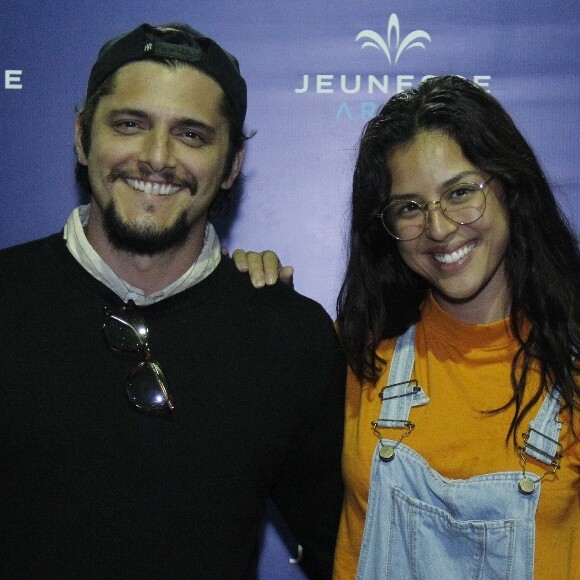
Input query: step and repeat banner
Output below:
<box><xmin>1</xmin><ymin>1</ymin><xmax>578</xmax><ymax>577</ymax></box>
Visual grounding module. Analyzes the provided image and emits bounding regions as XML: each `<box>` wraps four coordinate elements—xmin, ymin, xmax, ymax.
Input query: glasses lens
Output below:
<box><xmin>126</xmin><ymin>361</ymin><xmax>174</xmax><ymax>413</ymax></box>
<box><xmin>103</xmin><ymin>308</ymin><xmax>149</xmax><ymax>352</ymax></box>
<box><xmin>441</xmin><ymin>183</ymin><xmax>486</xmax><ymax>224</ymax></box>
<box><xmin>383</xmin><ymin>200</ymin><xmax>425</xmax><ymax>241</ymax></box>
<box><xmin>104</xmin><ymin>303</ymin><xmax>175</xmax><ymax>414</ymax></box>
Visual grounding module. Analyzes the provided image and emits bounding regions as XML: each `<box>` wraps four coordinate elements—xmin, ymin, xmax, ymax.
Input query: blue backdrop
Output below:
<box><xmin>1</xmin><ymin>1</ymin><xmax>579</xmax><ymax>577</ymax></box>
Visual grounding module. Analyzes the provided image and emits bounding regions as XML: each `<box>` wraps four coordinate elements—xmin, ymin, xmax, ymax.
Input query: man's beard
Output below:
<box><xmin>102</xmin><ymin>202</ymin><xmax>191</xmax><ymax>255</ymax></box>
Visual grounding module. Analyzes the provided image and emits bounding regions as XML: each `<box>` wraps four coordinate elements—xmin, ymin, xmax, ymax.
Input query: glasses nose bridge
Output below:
<box><xmin>141</xmin><ymin>344</ymin><xmax>154</xmax><ymax>360</ymax></box>
<box><xmin>421</xmin><ymin>195</ymin><xmax>458</xmax><ymax>236</ymax></box>
<box><xmin>423</xmin><ymin>194</ymin><xmax>444</xmax><ymax>209</ymax></box>
<box><xmin>421</xmin><ymin>196</ymin><xmax>444</xmax><ymax>219</ymax></box>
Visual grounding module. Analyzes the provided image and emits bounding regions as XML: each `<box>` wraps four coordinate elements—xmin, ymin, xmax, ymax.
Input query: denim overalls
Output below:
<box><xmin>356</xmin><ymin>326</ymin><xmax>562</xmax><ymax>580</ymax></box>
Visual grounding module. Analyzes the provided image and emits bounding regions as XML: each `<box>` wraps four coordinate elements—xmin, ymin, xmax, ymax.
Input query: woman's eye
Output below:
<box><xmin>401</xmin><ymin>202</ymin><xmax>416</xmax><ymax>213</ymax></box>
<box><xmin>399</xmin><ymin>202</ymin><xmax>421</xmax><ymax>215</ymax></box>
<box><xmin>449</xmin><ymin>184</ymin><xmax>478</xmax><ymax>199</ymax></box>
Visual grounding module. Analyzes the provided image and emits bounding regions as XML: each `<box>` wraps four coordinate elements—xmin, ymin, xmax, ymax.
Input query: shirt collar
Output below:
<box><xmin>63</xmin><ymin>204</ymin><xmax>221</xmax><ymax>305</ymax></box>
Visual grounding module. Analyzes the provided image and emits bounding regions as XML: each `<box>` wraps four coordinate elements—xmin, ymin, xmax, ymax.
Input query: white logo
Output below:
<box><xmin>293</xmin><ymin>14</ymin><xmax>489</xmax><ymax>121</ymax></box>
<box><xmin>4</xmin><ymin>70</ymin><xmax>23</xmax><ymax>89</ymax></box>
<box><xmin>356</xmin><ymin>14</ymin><xmax>431</xmax><ymax>65</ymax></box>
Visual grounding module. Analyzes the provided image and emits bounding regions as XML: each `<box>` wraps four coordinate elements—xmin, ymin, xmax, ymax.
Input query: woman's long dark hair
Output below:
<box><xmin>337</xmin><ymin>75</ymin><xmax>580</xmax><ymax>442</ymax></box>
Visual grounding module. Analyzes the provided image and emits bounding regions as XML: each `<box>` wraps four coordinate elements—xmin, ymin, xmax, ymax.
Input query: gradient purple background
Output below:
<box><xmin>1</xmin><ymin>1</ymin><xmax>578</xmax><ymax>576</ymax></box>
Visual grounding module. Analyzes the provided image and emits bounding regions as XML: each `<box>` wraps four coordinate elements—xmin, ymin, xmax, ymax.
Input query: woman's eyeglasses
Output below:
<box><xmin>377</xmin><ymin>176</ymin><xmax>494</xmax><ymax>241</ymax></box>
<box><xmin>103</xmin><ymin>300</ymin><xmax>175</xmax><ymax>414</ymax></box>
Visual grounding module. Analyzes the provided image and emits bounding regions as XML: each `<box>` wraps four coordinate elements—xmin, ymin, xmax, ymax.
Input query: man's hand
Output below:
<box><xmin>230</xmin><ymin>249</ymin><xmax>294</xmax><ymax>288</ymax></box>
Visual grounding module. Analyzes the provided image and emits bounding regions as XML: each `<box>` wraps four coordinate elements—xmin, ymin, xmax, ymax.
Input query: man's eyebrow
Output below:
<box><xmin>105</xmin><ymin>108</ymin><xmax>150</xmax><ymax>122</ymax></box>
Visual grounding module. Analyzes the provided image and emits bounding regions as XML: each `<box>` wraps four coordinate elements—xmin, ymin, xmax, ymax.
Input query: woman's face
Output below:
<box><xmin>387</xmin><ymin>130</ymin><xmax>511</xmax><ymax>323</ymax></box>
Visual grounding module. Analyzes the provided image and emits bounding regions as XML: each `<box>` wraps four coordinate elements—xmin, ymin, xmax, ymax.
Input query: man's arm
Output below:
<box><xmin>270</xmin><ymin>323</ymin><xmax>346</xmax><ymax>579</ymax></box>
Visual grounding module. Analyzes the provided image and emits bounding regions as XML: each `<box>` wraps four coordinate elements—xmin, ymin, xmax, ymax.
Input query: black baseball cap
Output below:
<box><xmin>86</xmin><ymin>23</ymin><xmax>247</xmax><ymax>124</ymax></box>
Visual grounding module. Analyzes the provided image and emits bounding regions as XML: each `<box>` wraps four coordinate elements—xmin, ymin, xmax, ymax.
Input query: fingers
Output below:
<box><xmin>246</xmin><ymin>252</ymin><xmax>270</xmax><ymax>287</ymax></box>
<box><xmin>231</xmin><ymin>250</ymin><xmax>271</xmax><ymax>287</ymax></box>
<box><xmin>261</xmin><ymin>251</ymin><xmax>282</xmax><ymax>286</ymax></box>
<box><xmin>231</xmin><ymin>248</ymin><xmax>250</xmax><ymax>272</ymax></box>
<box><xmin>231</xmin><ymin>249</ymin><xmax>292</xmax><ymax>288</ymax></box>
<box><xmin>278</xmin><ymin>266</ymin><xmax>294</xmax><ymax>288</ymax></box>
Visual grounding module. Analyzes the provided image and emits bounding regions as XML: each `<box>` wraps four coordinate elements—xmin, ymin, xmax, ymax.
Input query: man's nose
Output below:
<box><xmin>140</xmin><ymin>129</ymin><xmax>176</xmax><ymax>172</ymax></box>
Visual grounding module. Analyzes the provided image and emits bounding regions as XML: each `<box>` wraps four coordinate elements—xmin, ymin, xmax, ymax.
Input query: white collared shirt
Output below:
<box><xmin>63</xmin><ymin>204</ymin><xmax>221</xmax><ymax>305</ymax></box>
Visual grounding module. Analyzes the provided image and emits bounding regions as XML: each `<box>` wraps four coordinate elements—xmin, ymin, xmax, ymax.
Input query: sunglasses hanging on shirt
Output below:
<box><xmin>103</xmin><ymin>300</ymin><xmax>175</xmax><ymax>414</ymax></box>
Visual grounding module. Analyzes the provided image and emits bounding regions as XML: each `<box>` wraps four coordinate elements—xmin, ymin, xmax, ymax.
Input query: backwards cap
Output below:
<box><xmin>86</xmin><ymin>23</ymin><xmax>247</xmax><ymax>124</ymax></box>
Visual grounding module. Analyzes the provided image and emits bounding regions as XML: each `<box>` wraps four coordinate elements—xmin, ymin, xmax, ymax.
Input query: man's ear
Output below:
<box><xmin>221</xmin><ymin>146</ymin><xmax>245</xmax><ymax>189</ymax></box>
<box><xmin>74</xmin><ymin>114</ymin><xmax>88</xmax><ymax>166</ymax></box>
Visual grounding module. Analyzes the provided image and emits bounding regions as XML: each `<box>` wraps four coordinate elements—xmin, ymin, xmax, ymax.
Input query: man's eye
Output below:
<box><xmin>179</xmin><ymin>130</ymin><xmax>209</xmax><ymax>147</ymax></box>
<box><xmin>113</xmin><ymin>120</ymin><xmax>141</xmax><ymax>132</ymax></box>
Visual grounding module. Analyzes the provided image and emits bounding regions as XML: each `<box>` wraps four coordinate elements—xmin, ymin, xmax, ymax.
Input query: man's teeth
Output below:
<box><xmin>126</xmin><ymin>179</ymin><xmax>180</xmax><ymax>196</ymax></box>
<box><xmin>434</xmin><ymin>243</ymin><xmax>475</xmax><ymax>264</ymax></box>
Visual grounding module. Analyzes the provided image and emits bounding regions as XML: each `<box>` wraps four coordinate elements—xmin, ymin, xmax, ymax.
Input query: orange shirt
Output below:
<box><xmin>333</xmin><ymin>295</ymin><xmax>580</xmax><ymax>580</ymax></box>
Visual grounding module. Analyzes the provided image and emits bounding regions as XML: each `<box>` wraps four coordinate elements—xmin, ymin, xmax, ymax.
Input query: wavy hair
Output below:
<box><xmin>337</xmin><ymin>75</ymin><xmax>580</xmax><ymax>441</ymax></box>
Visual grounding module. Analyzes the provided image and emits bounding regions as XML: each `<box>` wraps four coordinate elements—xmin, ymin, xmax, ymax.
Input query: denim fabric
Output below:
<box><xmin>356</xmin><ymin>326</ymin><xmax>560</xmax><ymax>580</ymax></box>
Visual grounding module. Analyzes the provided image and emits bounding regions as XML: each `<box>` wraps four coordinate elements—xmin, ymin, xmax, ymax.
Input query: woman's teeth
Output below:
<box><xmin>434</xmin><ymin>243</ymin><xmax>475</xmax><ymax>264</ymax></box>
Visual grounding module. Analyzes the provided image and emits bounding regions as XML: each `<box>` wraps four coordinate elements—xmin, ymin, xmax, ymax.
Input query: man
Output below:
<box><xmin>0</xmin><ymin>23</ymin><xmax>345</xmax><ymax>579</ymax></box>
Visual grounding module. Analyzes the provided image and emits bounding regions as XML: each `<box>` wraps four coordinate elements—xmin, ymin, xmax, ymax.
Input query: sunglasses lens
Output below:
<box><xmin>104</xmin><ymin>310</ymin><xmax>148</xmax><ymax>351</ymax></box>
<box><xmin>126</xmin><ymin>361</ymin><xmax>173</xmax><ymax>413</ymax></box>
<box><xmin>104</xmin><ymin>303</ymin><xmax>175</xmax><ymax>414</ymax></box>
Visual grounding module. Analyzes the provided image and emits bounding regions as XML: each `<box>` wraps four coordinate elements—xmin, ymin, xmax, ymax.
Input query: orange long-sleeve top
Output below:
<box><xmin>333</xmin><ymin>295</ymin><xmax>580</xmax><ymax>580</ymax></box>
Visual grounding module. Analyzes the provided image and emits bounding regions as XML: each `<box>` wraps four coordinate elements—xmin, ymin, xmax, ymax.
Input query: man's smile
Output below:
<box><xmin>125</xmin><ymin>178</ymin><xmax>181</xmax><ymax>196</ymax></box>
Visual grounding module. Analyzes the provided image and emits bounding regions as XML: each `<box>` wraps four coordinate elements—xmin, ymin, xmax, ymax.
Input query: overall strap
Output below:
<box><xmin>375</xmin><ymin>325</ymin><xmax>429</xmax><ymax>429</ymax></box>
<box><xmin>520</xmin><ymin>388</ymin><xmax>562</xmax><ymax>466</ymax></box>
<box><xmin>376</xmin><ymin>326</ymin><xmax>563</xmax><ymax>466</ymax></box>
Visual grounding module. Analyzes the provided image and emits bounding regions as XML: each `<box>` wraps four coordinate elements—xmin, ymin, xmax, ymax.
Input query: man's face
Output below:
<box><xmin>75</xmin><ymin>60</ymin><xmax>243</xmax><ymax>255</ymax></box>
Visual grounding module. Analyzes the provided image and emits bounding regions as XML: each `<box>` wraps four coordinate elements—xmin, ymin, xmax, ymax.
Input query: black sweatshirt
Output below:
<box><xmin>0</xmin><ymin>234</ymin><xmax>346</xmax><ymax>579</ymax></box>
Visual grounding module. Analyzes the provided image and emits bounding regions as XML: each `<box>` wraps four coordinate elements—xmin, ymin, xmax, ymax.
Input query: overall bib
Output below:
<box><xmin>356</xmin><ymin>326</ymin><xmax>562</xmax><ymax>580</ymax></box>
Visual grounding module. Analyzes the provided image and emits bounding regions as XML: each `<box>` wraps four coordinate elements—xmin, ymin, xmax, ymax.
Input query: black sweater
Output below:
<box><xmin>0</xmin><ymin>234</ymin><xmax>346</xmax><ymax>579</ymax></box>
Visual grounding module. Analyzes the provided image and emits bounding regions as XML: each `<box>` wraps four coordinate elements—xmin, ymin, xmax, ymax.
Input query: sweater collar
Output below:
<box><xmin>63</xmin><ymin>204</ymin><xmax>221</xmax><ymax>306</ymax></box>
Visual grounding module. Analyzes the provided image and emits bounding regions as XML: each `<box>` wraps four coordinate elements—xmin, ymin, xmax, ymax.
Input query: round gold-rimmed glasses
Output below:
<box><xmin>377</xmin><ymin>176</ymin><xmax>494</xmax><ymax>241</ymax></box>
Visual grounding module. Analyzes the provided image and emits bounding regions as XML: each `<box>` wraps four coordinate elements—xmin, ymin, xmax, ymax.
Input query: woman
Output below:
<box><xmin>235</xmin><ymin>76</ymin><xmax>580</xmax><ymax>579</ymax></box>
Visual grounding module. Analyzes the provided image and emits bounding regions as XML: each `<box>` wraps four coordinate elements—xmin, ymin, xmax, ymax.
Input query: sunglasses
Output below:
<box><xmin>103</xmin><ymin>300</ymin><xmax>175</xmax><ymax>414</ymax></box>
